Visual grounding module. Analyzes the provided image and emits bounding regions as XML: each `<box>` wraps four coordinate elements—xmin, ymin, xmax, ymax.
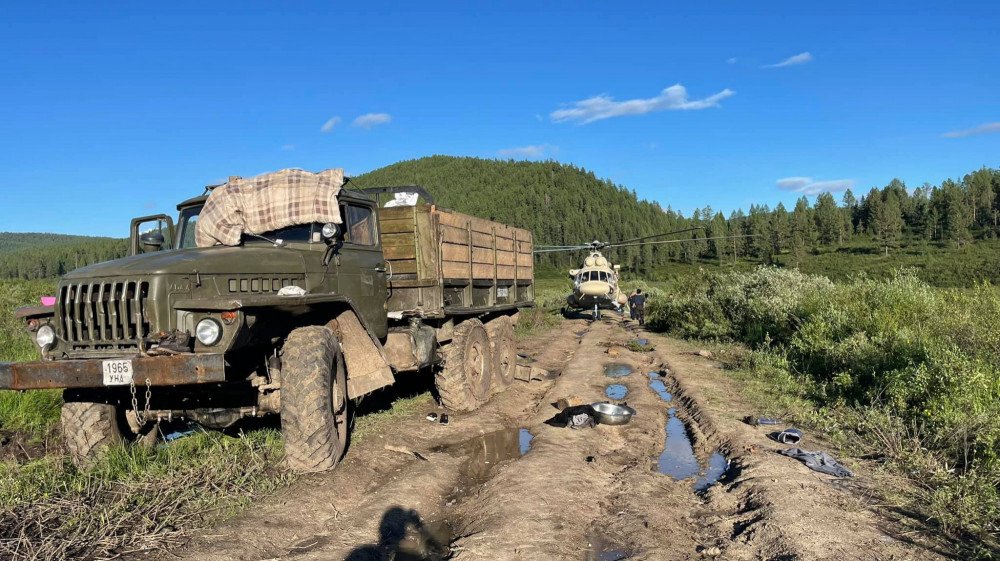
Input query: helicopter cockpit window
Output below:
<box><xmin>599</xmin><ymin>271</ymin><xmax>608</xmax><ymax>282</ymax></box>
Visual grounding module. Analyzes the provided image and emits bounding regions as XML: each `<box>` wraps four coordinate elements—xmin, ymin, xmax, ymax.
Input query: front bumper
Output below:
<box><xmin>0</xmin><ymin>353</ymin><xmax>226</xmax><ymax>390</ymax></box>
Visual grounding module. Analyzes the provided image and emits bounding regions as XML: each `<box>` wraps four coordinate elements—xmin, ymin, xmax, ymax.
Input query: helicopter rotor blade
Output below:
<box><xmin>532</xmin><ymin>245</ymin><xmax>592</xmax><ymax>254</ymax></box>
<box><xmin>606</xmin><ymin>227</ymin><xmax>705</xmax><ymax>248</ymax></box>
<box><xmin>605</xmin><ymin>233</ymin><xmax>758</xmax><ymax>249</ymax></box>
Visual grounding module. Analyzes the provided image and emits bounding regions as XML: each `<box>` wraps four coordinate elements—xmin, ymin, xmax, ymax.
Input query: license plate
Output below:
<box><xmin>497</xmin><ymin>287</ymin><xmax>509</xmax><ymax>298</ymax></box>
<box><xmin>102</xmin><ymin>359</ymin><xmax>134</xmax><ymax>386</ymax></box>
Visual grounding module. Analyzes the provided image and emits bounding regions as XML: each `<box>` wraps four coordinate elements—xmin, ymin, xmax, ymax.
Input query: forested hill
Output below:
<box><xmin>0</xmin><ymin>233</ymin><xmax>127</xmax><ymax>280</ymax></box>
<box><xmin>355</xmin><ymin>156</ymin><xmax>1000</xmax><ymax>284</ymax></box>
<box><xmin>352</xmin><ymin>156</ymin><xmax>691</xmax><ymax>271</ymax></box>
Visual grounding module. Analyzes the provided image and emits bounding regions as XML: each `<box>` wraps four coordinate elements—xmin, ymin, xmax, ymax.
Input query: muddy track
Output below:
<box><xmin>156</xmin><ymin>317</ymin><xmax>950</xmax><ymax>561</ymax></box>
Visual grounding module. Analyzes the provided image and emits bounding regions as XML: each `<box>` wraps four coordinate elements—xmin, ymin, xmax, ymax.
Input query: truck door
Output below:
<box><xmin>337</xmin><ymin>202</ymin><xmax>388</xmax><ymax>338</ymax></box>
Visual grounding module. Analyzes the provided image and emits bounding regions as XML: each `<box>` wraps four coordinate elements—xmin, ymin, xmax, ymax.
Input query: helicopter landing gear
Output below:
<box><xmin>593</xmin><ymin>304</ymin><xmax>601</xmax><ymax>321</ymax></box>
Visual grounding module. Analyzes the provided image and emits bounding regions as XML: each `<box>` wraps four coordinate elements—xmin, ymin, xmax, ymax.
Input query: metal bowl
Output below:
<box><xmin>591</xmin><ymin>402</ymin><xmax>636</xmax><ymax>426</ymax></box>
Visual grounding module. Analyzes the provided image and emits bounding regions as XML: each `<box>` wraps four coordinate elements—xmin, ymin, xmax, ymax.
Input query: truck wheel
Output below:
<box><xmin>280</xmin><ymin>325</ymin><xmax>350</xmax><ymax>473</ymax></box>
<box><xmin>61</xmin><ymin>400</ymin><xmax>128</xmax><ymax>467</ymax></box>
<box><xmin>436</xmin><ymin>319</ymin><xmax>493</xmax><ymax>411</ymax></box>
<box><xmin>487</xmin><ymin>315</ymin><xmax>517</xmax><ymax>392</ymax></box>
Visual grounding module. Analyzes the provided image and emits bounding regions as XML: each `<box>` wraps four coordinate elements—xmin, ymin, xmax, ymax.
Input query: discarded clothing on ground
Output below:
<box><xmin>780</xmin><ymin>447</ymin><xmax>854</xmax><ymax>478</ymax></box>
<box><xmin>743</xmin><ymin>415</ymin><xmax>782</xmax><ymax>426</ymax></box>
<box><xmin>774</xmin><ymin>428</ymin><xmax>803</xmax><ymax>444</ymax></box>
<box><xmin>545</xmin><ymin>404</ymin><xmax>598</xmax><ymax>429</ymax></box>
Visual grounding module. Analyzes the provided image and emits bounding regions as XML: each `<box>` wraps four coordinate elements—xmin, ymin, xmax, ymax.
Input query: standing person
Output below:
<box><xmin>632</xmin><ymin>289</ymin><xmax>646</xmax><ymax>325</ymax></box>
<box><xmin>627</xmin><ymin>289</ymin><xmax>638</xmax><ymax>321</ymax></box>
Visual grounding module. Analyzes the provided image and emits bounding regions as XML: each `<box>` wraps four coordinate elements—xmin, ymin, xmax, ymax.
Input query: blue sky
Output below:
<box><xmin>1</xmin><ymin>1</ymin><xmax>997</xmax><ymax>236</ymax></box>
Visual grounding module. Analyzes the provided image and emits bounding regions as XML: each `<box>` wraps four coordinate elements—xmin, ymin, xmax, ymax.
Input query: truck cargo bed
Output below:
<box><xmin>377</xmin><ymin>204</ymin><xmax>533</xmax><ymax>316</ymax></box>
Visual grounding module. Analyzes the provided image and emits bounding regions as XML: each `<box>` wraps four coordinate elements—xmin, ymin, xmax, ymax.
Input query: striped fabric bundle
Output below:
<box><xmin>196</xmin><ymin>168</ymin><xmax>344</xmax><ymax>247</ymax></box>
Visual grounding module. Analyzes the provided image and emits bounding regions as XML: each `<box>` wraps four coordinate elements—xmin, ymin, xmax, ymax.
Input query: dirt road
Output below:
<box><xmin>160</xmin><ymin>317</ymin><xmax>951</xmax><ymax>560</ymax></box>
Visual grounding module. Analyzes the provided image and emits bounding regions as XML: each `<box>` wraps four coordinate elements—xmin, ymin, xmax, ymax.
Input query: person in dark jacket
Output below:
<box><xmin>631</xmin><ymin>289</ymin><xmax>646</xmax><ymax>325</ymax></box>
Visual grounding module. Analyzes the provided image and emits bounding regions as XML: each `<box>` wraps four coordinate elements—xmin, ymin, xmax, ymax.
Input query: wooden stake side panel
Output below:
<box><xmin>377</xmin><ymin>204</ymin><xmax>533</xmax><ymax>314</ymax></box>
<box><xmin>436</xmin><ymin>209</ymin><xmax>532</xmax><ymax>283</ymax></box>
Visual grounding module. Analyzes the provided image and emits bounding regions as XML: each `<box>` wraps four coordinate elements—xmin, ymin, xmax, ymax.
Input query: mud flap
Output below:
<box><xmin>330</xmin><ymin>310</ymin><xmax>395</xmax><ymax>397</ymax></box>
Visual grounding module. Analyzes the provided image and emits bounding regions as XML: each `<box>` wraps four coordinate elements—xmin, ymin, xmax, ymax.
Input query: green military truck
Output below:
<box><xmin>1</xmin><ymin>169</ymin><xmax>534</xmax><ymax>472</ymax></box>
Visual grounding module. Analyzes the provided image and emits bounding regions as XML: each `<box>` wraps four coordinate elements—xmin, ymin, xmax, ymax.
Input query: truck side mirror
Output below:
<box><xmin>130</xmin><ymin>214</ymin><xmax>176</xmax><ymax>255</ymax></box>
<box><xmin>140</xmin><ymin>231</ymin><xmax>166</xmax><ymax>252</ymax></box>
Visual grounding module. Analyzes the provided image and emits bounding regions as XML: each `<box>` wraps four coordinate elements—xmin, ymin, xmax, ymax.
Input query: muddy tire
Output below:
<box><xmin>61</xmin><ymin>400</ymin><xmax>127</xmax><ymax>467</ymax></box>
<box><xmin>280</xmin><ymin>325</ymin><xmax>350</xmax><ymax>473</ymax></box>
<box><xmin>487</xmin><ymin>315</ymin><xmax>517</xmax><ymax>392</ymax></box>
<box><xmin>436</xmin><ymin>318</ymin><xmax>493</xmax><ymax>412</ymax></box>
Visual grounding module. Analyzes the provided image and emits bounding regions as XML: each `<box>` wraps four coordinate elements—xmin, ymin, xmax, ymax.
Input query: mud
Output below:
<box><xmin>154</xmin><ymin>316</ymin><xmax>952</xmax><ymax>561</ymax></box>
<box><xmin>585</xmin><ymin>532</ymin><xmax>630</xmax><ymax>561</ymax></box>
<box><xmin>693</xmin><ymin>451</ymin><xmax>729</xmax><ymax>493</ymax></box>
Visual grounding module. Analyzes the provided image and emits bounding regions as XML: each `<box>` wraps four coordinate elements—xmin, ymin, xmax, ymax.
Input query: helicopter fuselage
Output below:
<box><xmin>566</xmin><ymin>251</ymin><xmax>627</xmax><ymax>311</ymax></box>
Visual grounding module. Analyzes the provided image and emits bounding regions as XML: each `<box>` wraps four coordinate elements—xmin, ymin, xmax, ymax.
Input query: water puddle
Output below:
<box><xmin>657</xmin><ymin>407</ymin><xmax>701</xmax><ymax>480</ymax></box>
<box><xmin>519</xmin><ymin>428</ymin><xmax>534</xmax><ymax>455</ymax></box>
<box><xmin>575</xmin><ymin>330</ymin><xmax>588</xmax><ymax>337</ymax></box>
<box><xmin>694</xmin><ymin>452</ymin><xmax>730</xmax><ymax>493</ymax></box>
<box><xmin>634</xmin><ymin>338</ymin><xmax>649</xmax><ymax>346</ymax></box>
<box><xmin>603</xmin><ymin>363</ymin><xmax>633</xmax><ymax>378</ymax></box>
<box><xmin>605</xmin><ymin>384</ymin><xmax>628</xmax><ymax>400</ymax></box>
<box><xmin>585</xmin><ymin>533</ymin><xmax>629</xmax><ymax>560</ymax></box>
<box><xmin>394</xmin><ymin>516</ymin><xmax>454</xmax><ymax>560</ymax></box>
<box><xmin>655</xmin><ymin>407</ymin><xmax>730</xmax><ymax>493</ymax></box>
<box><xmin>647</xmin><ymin>372</ymin><xmax>672</xmax><ymax>402</ymax></box>
<box><xmin>434</xmin><ymin>427</ymin><xmax>530</xmax><ymax>500</ymax></box>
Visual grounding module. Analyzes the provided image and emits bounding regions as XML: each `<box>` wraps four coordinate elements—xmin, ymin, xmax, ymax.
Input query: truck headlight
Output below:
<box><xmin>196</xmin><ymin>318</ymin><xmax>222</xmax><ymax>346</ymax></box>
<box><xmin>36</xmin><ymin>325</ymin><xmax>55</xmax><ymax>348</ymax></box>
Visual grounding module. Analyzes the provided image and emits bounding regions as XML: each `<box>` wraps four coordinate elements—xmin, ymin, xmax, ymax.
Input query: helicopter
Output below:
<box><xmin>534</xmin><ymin>228</ymin><xmax>750</xmax><ymax>320</ymax></box>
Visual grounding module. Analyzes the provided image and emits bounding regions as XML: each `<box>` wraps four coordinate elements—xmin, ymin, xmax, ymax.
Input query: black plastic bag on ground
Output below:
<box><xmin>545</xmin><ymin>405</ymin><xmax>598</xmax><ymax>429</ymax></box>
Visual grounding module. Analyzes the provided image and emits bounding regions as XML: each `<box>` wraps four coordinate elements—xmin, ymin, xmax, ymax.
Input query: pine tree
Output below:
<box><xmin>939</xmin><ymin>179</ymin><xmax>972</xmax><ymax>246</ymax></box>
<box><xmin>814</xmin><ymin>192</ymin><xmax>842</xmax><ymax>246</ymax></box>
<box><xmin>771</xmin><ymin>203</ymin><xmax>789</xmax><ymax>257</ymax></box>
<box><xmin>873</xmin><ymin>193</ymin><xmax>903</xmax><ymax>255</ymax></box>
<box><xmin>790</xmin><ymin>198</ymin><xmax>813</xmax><ymax>267</ymax></box>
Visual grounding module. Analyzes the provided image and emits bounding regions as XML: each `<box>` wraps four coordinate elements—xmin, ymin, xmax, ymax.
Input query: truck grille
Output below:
<box><xmin>58</xmin><ymin>280</ymin><xmax>150</xmax><ymax>347</ymax></box>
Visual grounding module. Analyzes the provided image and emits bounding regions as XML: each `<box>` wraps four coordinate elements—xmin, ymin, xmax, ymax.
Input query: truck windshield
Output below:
<box><xmin>177</xmin><ymin>205</ymin><xmax>203</xmax><ymax>249</ymax></box>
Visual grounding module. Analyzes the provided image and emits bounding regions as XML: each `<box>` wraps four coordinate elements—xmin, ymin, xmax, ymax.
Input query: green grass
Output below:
<box><xmin>0</xmin><ymin>280</ymin><xmax>62</xmax><ymax>441</ymax></box>
<box><xmin>0</xmin><ymin>428</ymin><xmax>290</xmax><ymax>560</ymax></box>
<box><xmin>777</xmin><ymin>238</ymin><xmax>1000</xmax><ymax>288</ymax></box>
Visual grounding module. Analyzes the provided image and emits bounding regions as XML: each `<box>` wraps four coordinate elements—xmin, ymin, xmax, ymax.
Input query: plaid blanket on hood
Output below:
<box><xmin>196</xmin><ymin>168</ymin><xmax>344</xmax><ymax>247</ymax></box>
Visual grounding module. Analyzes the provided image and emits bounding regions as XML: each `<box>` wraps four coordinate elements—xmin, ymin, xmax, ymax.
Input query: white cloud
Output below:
<box><xmin>497</xmin><ymin>144</ymin><xmax>557</xmax><ymax>159</ymax></box>
<box><xmin>762</xmin><ymin>51</ymin><xmax>813</xmax><ymax>68</ymax></box>
<box><xmin>726</xmin><ymin>57</ymin><xmax>738</xmax><ymax>64</ymax></box>
<box><xmin>942</xmin><ymin>122</ymin><xmax>1000</xmax><ymax>138</ymax></box>
<box><xmin>550</xmin><ymin>84</ymin><xmax>735</xmax><ymax>124</ymax></box>
<box><xmin>281</xmin><ymin>144</ymin><xmax>295</xmax><ymax>151</ymax></box>
<box><xmin>352</xmin><ymin>113</ymin><xmax>392</xmax><ymax>128</ymax></box>
<box><xmin>776</xmin><ymin>176</ymin><xmax>854</xmax><ymax>195</ymax></box>
<box><xmin>320</xmin><ymin>116</ymin><xmax>342</xmax><ymax>133</ymax></box>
